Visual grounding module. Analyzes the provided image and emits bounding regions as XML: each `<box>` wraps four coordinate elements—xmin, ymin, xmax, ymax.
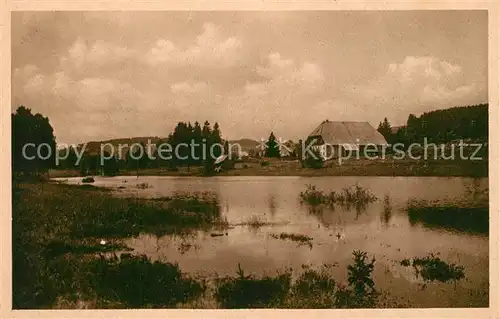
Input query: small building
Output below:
<box><xmin>305</xmin><ymin>120</ymin><xmax>388</xmax><ymax>159</ymax></box>
<box><xmin>280</xmin><ymin>140</ymin><xmax>296</xmax><ymax>158</ymax></box>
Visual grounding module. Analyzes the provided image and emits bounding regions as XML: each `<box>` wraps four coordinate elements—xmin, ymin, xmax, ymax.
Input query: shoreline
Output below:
<box><xmin>49</xmin><ymin>158</ymin><xmax>488</xmax><ymax>179</ymax></box>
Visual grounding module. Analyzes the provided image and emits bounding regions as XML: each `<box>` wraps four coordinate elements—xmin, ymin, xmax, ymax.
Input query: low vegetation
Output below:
<box><xmin>135</xmin><ymin>182</ymin><xmax>153</xmax><ymax>189</ymax></box>
<box><xmin>81</xmin><ymin>177</ymin><xmax>95</xmax><ymax>183</ymax></box>
<box><xmin>12</xmin><ymin>181</ymin><xmax>224</xmax><ymax>308</ymax></box>
<box><xmin>89</xmin><ymin>253</ymin><xmax>206</xmax><ymax>308</ymax></box>
<box><xmin>400</xmin><ymin>253</ymin><xmax>465</xmax><ymax>283</ymax></box>
<box><xmin>214</xmin><ymin>263</ymin><xmax>292</xmax><ymax>308</ymax></box>
<box><xmin>242</xmin><ymin>215</ymin><xmax>268</xmax><ymax>229</ymax></box>
<box><xmin>300</xmin><ymin>184</ymin><xmax>377</xmax><ymax>210</ymax></box>
<box><xmin>270</xmin><ymin>232</ymin><xmax>313</xmax><ymax>246</ymax></box>
<box><xmin>214</xmin><ymin>250</ymin><xmax>379</xmax><ymax>308</ymax></box>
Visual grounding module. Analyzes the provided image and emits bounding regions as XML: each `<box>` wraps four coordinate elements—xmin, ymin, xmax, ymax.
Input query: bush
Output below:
<box><xmin>89</xmin><ymin>254</ymin><xmax>205</xmax><ymax>307</ymax></box>
<box><xmin>215</xmin><ymin>263</ymin><xmax>292</xmax><ymax>308</ymax></box>
<box><xmin>82</xmin><ymin>177</ymin><xmax>95</xmax><ymax>183</ymax></box>
<box><xmin>302</xmin><ymin>148</ymin><xmax>323</xmax><ymax>169</ymax></box>
<box><xmin>335</xmin><ymin>250</ymin><xmax>378</xmax><ymax>308</ymax></box>
<box><xmin>400</xmin><ymin>253</ymin><xmax>465</xmax><ymax>283</ymax></box>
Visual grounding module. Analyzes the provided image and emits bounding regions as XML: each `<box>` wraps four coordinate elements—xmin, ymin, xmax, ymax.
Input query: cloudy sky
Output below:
<box><xmin>12</xmin><ymin>11</ymin><xmax>487</xmax><ymax>145</ymax></box>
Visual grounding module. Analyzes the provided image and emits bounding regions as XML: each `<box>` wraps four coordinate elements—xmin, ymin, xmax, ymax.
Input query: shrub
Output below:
<box><xmin>89</xmin><ymin>254</ymin><xmax>205</xmax><ymax>308</ymax></box>
<box><xmin>82</xmin><ymin>177</ymin><xmax>95</xmax><ymax>183</ymax></box>
<box><xmin>215</xmin><ymin>263</ymin><xmax>292</xmax><ymax>308</ymax></box>
<box><xmin>260</xmin><ymin>160</ymin><xmax>270</xmax><ymax>167</ymax></box>
<box><xmin>303</xmin><ymin>148</ymin><xmax>324</xmax><ymax>169</ymax></box>
<box><xmin>400</xmin><ymin>253</ymin><xmax>465</xmax><ymax>283</ymax></box>
<box><xmin>136</xmin><ymin>182</ymin><xmax>152</xmax><ymax>189</ymax></box>
<box><xmin>335</xmin><ymin>250</ymin><xmax>378</xmax><ymax>308</ymax></box>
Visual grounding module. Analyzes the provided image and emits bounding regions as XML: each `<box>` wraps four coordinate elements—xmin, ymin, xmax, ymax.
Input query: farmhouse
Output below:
<box><xmin>305</xmin><ymin>120</ymin><xmax>388</xmax><ymax>159</ymax></box>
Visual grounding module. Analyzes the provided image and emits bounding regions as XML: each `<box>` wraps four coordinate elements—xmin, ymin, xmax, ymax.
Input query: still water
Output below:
<box><xmin>57</xmin><ymin>176</ymin><xmax>489</xmax><ymax>307</ymax></box>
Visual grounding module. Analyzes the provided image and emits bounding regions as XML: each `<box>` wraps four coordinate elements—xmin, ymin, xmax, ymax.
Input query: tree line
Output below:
<box><xmin>11</xmin><ymin>103</ymin><xmax>489</xmax><ymax>177</ymax></box>
<box><xmin>377</xmin><ymin>104</ymin><xmax>488</xmax><ymax>147</ymax></box>
<box><xmin>75</xmin><ymin>121</ymin><xmax>225</xmax><ymax>176</ymax></box>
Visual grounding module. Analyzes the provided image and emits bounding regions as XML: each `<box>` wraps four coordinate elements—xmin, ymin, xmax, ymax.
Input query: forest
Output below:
<box><xmin>377</xmin><ymin>104</ymin><xmax>488</xmax><ymax>146</ymax></box>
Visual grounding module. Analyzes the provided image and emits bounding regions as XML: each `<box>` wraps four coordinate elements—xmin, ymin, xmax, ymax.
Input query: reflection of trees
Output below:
<box><xmin>304</xmin><ymin>200</ymin><xmax>374</xmax><ymax>227</ymax></box>
<box><xmin>338</xmin><ymin>202</ymin><xmax>369</xmax><ymax>220</ymax></box>
<box><xmin>407</xmin><ymin>205</ymin><xmax>488</xmax><ymax>235</ymax></box>
<box><xmin>464</xmin><ymin>178</ymin><xmax>488</xmax><ymax>206</ymax></box>
<box><xmin>306</xmin><ymin>205</ymin><xmax>335</xmax><ymax>228</ymax></box>
<box><xmin>380</xmin><ymin>195</ymin><xmax>392</xmax><ymax>227</ymax></box>
<box><xmin>268</xmin><ymin>195</ymin><xmax>277</xmax><ymax>217</ymax></box>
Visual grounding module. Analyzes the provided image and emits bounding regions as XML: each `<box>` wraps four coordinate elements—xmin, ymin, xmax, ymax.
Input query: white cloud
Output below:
<box><xmin>146</xmin><ymin>22</ymin><xmax>242</xmax><ymax>67</ymax></box>
<box><xmin>61</xmin><ymin>37</ymin><xmax>135</xmax><ymax>70</ymax></box>
<box><xmin>24</xmin><ymin>73</ymin><xmax>45</xmax><ymax>93</ymax></box>
<box><xmin>352</xmin><ymin>56</ymin><xmax>482</xmax><ymax>124</ymax></box>
<box><xmin>171</xmin><ymin>81</ymin><xmax>208</xmax><ymax>93</ymax></box>
<box><xmin>251</xmin><ymin>52</ymin><xmax>324</xmax><ymax>92</ymax></box>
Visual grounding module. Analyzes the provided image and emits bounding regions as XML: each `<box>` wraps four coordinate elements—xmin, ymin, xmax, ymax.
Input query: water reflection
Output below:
<box><xmin>268</xmin><ymin>195</ymin><xmax>277</xmax><ymax>217</ymax></box>
<box><xmin>380</xmin><ymin>195</ymin><xmax>393</xmax><ymax>227</ymax></box>
<box><xmin>407</xmin><ymin>205</ymin><xmax>488</xmax><ymax>235</ymax></box>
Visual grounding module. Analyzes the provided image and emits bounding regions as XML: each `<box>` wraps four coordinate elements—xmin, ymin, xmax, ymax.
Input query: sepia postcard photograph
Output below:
<box><xmin>3</xmin><ymin>5</ymin><xmax>498</xmax><ymax>317</ymax></box>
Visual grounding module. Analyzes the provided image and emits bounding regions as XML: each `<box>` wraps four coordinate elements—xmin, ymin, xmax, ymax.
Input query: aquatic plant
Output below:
<box><xmin>400</xmin><ymin>253</ymin><xmax>465</xmax><ymax>283</ymax></box>
<box><xmin>242</xmin><ymin>215</ymin><xmax>268</xmax><ymax>229</ymax></box>
<box><xmin>136</xmin><ymin>182</ymin><xmax>152</xmax><ymax>189</ymax></box>
<box><xmin>270</xmin><ymin>232</ymin><xmax>313</xmax><ymax>247</ymax></box>
<box><xmin>300</xmin><ymin>184</ymin><xmax>377</xmax><ymax>209</ymax></box>
<box><xmin>299</xmin><ymin>184</ymin><xmax>328</xmax><ymax>206</ymax></box>
<box><xmin>81</xmin><ymin>177</ymin><xmax>95</xmax><ymax>183</ymax></box>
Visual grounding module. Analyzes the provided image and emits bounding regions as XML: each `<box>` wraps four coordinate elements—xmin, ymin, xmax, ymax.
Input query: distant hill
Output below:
<box><xmin>228</xmin><ymin>138</ymin><xmax>260</xmax><ymax>152</ymax></box>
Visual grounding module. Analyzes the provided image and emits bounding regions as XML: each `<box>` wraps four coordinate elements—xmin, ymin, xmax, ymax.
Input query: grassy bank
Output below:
<box><xmin>49</xmin><ymin>157</ymin><xmax>488</xmax><ymax>178</ymax></box>
<box><xmin>12</xmin><ymin>181</ymin><xmax>225</xmax><ymax>308</ymax></box>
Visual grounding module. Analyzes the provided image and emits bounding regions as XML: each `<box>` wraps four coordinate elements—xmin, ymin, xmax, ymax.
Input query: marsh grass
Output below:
<box><xmin>243</xmin><ymin>215</ymin><xmax>268</xmax><ymax>229</ymax></box>
<box><xmin>300</xmin><ymin>184</ymin><xmax>377</xmax><ymax>212</ymax></box>
<box><xmin>67</xmin><ymin>189</ymin><xmax>224</xmax><ymax>238</ymax></box>
<box><xmin>42</xmin><ymin>240</ymin><xmax>133</xmax><ymax>258</ymax></box>
<box><xmin>400</xmin><ymin>254</ymin><xmax>465</xmax><ymax>283</ymax></box>
<box><xmin>136</xmin><ymin>182</ymin><xmax>153</xmax><ymax>189</ymax></box>
<box><xmin>12</xmin><ymin>182</ymin><xmax>222</xmax><ymax>308</ymax></box>
<box><xmin>270</xmin><ymin>232</ymin><xmax>313</xmax><ymax>248</ymax></box>
<box><xmin>214</xmin><ymin>250</ymin><xmax>379</xmax><ymax>308</ymax></box>
<box><xmin>89</xmin><ymin>253</ymin><xmax>206</xmax><ymax>308</ymax></box>
<box><xmin>214</xmin><ymin>263</ymin><xmax>292</xmax><ymax>308</ymax></box>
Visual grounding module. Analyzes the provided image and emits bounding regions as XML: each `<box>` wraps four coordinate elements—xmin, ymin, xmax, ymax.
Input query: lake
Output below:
<box><xmin>55</xmin><ymin>175</ymin><xmax>489</xmax><ymax>308</ymax></box>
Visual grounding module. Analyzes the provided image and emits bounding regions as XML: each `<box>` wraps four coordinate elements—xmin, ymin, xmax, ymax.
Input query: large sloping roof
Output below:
<box><xmin>308</xmin><ymin>120</ymin><xmax>388</xmax><ymax>145</ymax></box>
